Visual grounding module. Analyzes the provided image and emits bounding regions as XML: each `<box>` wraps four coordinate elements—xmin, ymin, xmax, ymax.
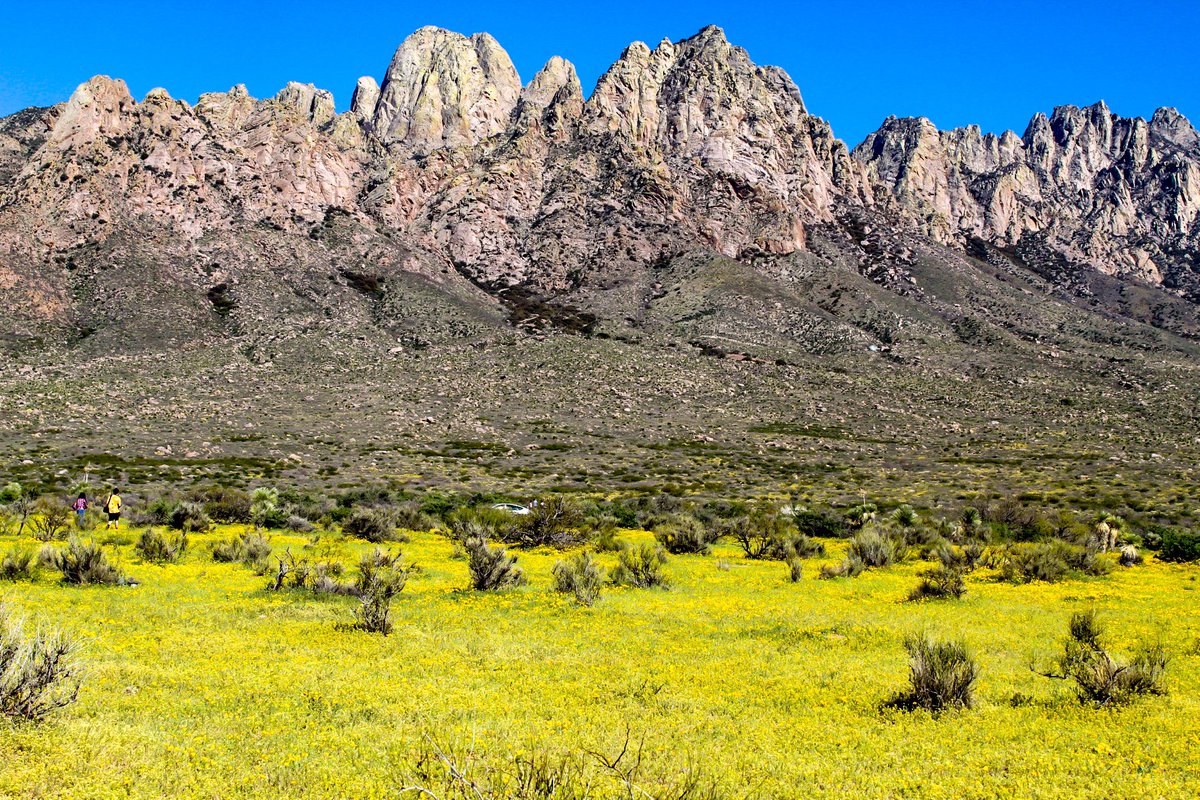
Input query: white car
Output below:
<box><xmin>491</xmin><ymin>502</ymin><xmax>531</xmax><ymax>515</ymax></box>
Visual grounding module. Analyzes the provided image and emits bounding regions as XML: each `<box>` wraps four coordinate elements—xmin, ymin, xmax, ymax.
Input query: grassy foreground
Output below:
<box><xmin>2</xmin><ymin>525</ymin><xmax>1199</xmax><ymax>799</ymax></box>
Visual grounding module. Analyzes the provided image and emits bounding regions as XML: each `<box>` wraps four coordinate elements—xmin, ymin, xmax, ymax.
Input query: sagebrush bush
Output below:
<box><xmin>465</xmin><ymin>537</ymin><xmax>526</xmax><ymax>591</ymax></box>
<box><xmin>197</xmin><ymin>486</ymin><xmax>252</xmax><ymax>523</ymax></box>
<box><xmin>0</xmin><ymin>605</ymin><xmax>82</xmax><ymax>721</ymax></box>
<box><xmin>888</xmin><ymin>633</ymin><xmax>978</xmax><ymax>712</ymax></box>
<box><xmin>908</xmin><ymin>566</ymin><xmax>966</xmax><ymax>601</ymax></box>
<box><xmin>654</xmin><ymin>514</ymin><xmax>717</xmax><ymax>555</ymax></box>
<box><xmin>611</xmin><ymin>543</ymin><xmax>669</xmax><ymax>589</ymax></box>
<box><xmin>592</xmin><ymin>520</ymin><xmax>624</xmax><ymax>552</ymax></box>
<box><xmin>849</xmin><ymin>527</ymin><xmax>907</xmax><ymax>568</ymax></box>
<box><xmin>135</xmin><ymin>528</ymin><xmax>188</xmax><ymax>563</ymax></box>
<box><xmin>0</xmin><ymin>547</ymin><xmax>35</xmax><ymax>581</ymax></box>
<box><xmin>1039</xmin><ymin>611</ymin><xmax>1169</xmax><ymax>706</ymax></box>
<box><xmin>41</xmin><ymin>539</ymin><xmax>125</xmax><ymax>585</ymax></box>
<box><xmin>551</xmin><ymin>550</ymin><xmax>606</xmax><ymax>606</ymax></box>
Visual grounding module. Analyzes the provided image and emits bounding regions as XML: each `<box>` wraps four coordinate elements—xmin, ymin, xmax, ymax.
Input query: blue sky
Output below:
<box><xmin>1</xmin><ymin>0</ymin><xmax>1197</xmax><ymax>146</ymax></box>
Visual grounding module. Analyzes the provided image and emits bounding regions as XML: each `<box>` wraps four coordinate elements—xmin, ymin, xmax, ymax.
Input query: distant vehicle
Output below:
<box><xmin>491</xmin><ymin>502</ymin><xmax>530</xmax><ymax>515</ymax></box>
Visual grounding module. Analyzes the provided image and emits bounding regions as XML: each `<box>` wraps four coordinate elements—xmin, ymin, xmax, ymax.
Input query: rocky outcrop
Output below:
<box><xmin>853</xmin><ymin>102</ymin><xmax>1200</xmax><ymax>294</ymax></box>
<box><xmin>370</xmin><ymin>26</ymin><xmax>522</xmax><ymax>152</ymax></box>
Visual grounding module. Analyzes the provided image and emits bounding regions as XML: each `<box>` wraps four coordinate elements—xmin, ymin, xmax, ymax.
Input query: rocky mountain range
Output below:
<box><xmin>1</xmin><ymin>24</ymin><xmax>1199</xmax><ymax>355</ymax></box>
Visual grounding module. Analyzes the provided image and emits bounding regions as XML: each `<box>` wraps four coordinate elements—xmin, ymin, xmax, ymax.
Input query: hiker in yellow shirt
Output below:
<box><xmin>104</xmin><ymin>488</ymin><xmax>122</xmax><ymax>529</ymax></box>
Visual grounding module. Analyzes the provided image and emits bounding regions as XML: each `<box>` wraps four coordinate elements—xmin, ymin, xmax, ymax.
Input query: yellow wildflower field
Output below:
<box><xmin>2</xmin><ymin>526</ymin><xmax>1198</xmax><ymax>799</ymax></box>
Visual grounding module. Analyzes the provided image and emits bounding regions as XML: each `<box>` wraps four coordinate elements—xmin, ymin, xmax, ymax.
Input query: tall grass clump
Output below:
<box><xmin>465</xmin><ymin>537</ymin><xmax>526</xmax><ymax>591</ymax></box>
<box><xmin>849</xmin><ymin>527</ymin><xmax>907</xmax><ymax>567</ymax></box>
<box><xmin>211</xmin><ymin>531</ymin><xmax>272</xmax><ymax>570</ymax></box>
<box><xmin>887</xmin><ymin>633</ymin><xmax>978</xmax><ymax>712</ymax></box>
<box><xmin>551</xmin><ymin>550</ymin><xmax>606</xmax><ymax>606</ymax></box>
<box><xmin>0</xmin><ymin>547</ymin><xmax>35</xmax><ymax>581</ymax></box>
<box><xmin>0</xmin><ymin>605</ymin><xmax>82</xmax><ymax>721</ymax></box>
<box><xmin>343</xmin><ymin>507</ymin><xmax>406</xmax><ymax>543</ymax></box>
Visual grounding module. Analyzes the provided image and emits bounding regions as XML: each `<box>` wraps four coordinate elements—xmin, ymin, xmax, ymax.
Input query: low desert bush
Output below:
<box><xmin>819</xmin><ymin>553</ymin><xmax>866</xmax><ymax>579</ymax></box>
<box><xmin>1037</xmin><ymin>611</ymin><xmax>1169</xmax><ymax>706</ymax></box>
<box><xmin>509</xmin><ymin>496</ymin><xmax>586</xmax><ymax>548</ymax></box>
<box><xmin>787</xmin><ymin>557</ymin><xmax>803</xmax><ymax>583</ymax></box>
<box><xmin>1158</xmin><ymin>528</ymin><xmax>1200</xmax><ymax>562</ymax></box>
<box><xmin>0</xmin><ymin>547</ymin><xmax>35</xmax><ymax>581</ymax></box>
<box><xmin>908</xmin><ymin>566</ymin><xmax>966</xmax><ymax>601</ymax></box>
<box><xmin>1118</xmin><ymin>545</ymin><xmax>1143</xmax><ymax>567</ymax></box>
<box><xmin>135</xmin><ymin>528</ymin><xmax>188</xmax><ymax>563</ymax></box>
<box><xmin>197</xmin><ymin>485</ymin><xmax>252</xmax><ymax>523</ymax></box>
<box><xmin>0</xmin><ymin>605</ymin><xmax>82</xmax><ymax>721</ymax></box>
<box><xmin>551</xmin><ymin>550</ymin><xmax>606</xmax><ymax>606</ymax></box>
<box><xmin>611</xmin><ymin>543</ymin><xmax>669</xmax><ymax>589</ymax></box>
<box><xmin>40</xmin><ymin>539</ymin><xmax>125</xmax><ymax>585</ymax></box>
<box><xmin>342</xmin><ymin>507</ymin><xmax>405</xmax><ymax>543</ymax></box>
<box><xmin>167</xmin><ymin>501</ymin><xmax>211</xmax><ymax>533</ymax></box>
<box><xmin>29</xmin><ymin>498</ymin><xmax>73</xmax><ymax>542</ymax></box>
<box><xmin>465</xmin><ymin>537</ymin><xmax>526</xmax><ymax>591</ymax></box>
<box><xmin>849</xmin><ymin>527</ymin><xmax>907</xmax><ymax>568</ymax></box>
<box><xmin>211</xmin><ymin>531</ymin><xmax>272</xmax><ymax>569</ymax></box>
<box><xmin>353</xmin><ymin>549</ymin><xmax>409</xmax><ymax>634</ymax></box>
<box><xmin>995</xmin><ymin>541</ymin><xmax>1110</xmax><ymax>583</ymax></box>
<box><xmin>654</xmin><ymin>514</ymin><xmax>718</xmax><ymax>555</ymax></box>
<box><xmin>791</xmin><ymin>509</ymin><xmax>848</xmax><ymax>538</ymax></box>
<box><xmin>887</xmin><ymin>633</ymin><xmax>978</xmax><ymax>712</ymax></box>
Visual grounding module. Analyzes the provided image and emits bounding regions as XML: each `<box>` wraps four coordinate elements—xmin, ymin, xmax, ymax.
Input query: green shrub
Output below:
<box><xmin>552</xmin><ymin>550</ymin><xmax>606</xmax><ymax>606</ymax></box>
<box><xmin>996</xmin><ymin>541</ymin><xmax>1110</xmax><ymax>583</ymax></box>
<box><xmin>887</xmin><ymin>633</ymin><xmax>978</xmax><ymax>712</ymax></box>
<box><xmin>465</xmin><ymin>537</ymin><xmax>526</xmax><ymax>591</ymax></box>
<box><xmin>0</xmin><ymin>547</ymin><xmax>35</xmax><ymax>581</ymax></box>
<box><xmin>1159</xmin><ymin>528</ymin><xmax>1200</xmax><ymax>562</ymax></box>
<box><xmin>908</xmin><ymin>566</ymin><xmax>966</xmax><ymax>601</ymax></box>
<box><xmin>197</xmin><ymin>486</ymin><xmax>252</xmax><ymax>523</ymax></box>
<box><xmin>654</xmin><ymin>514</ymin><xmax>717</xmax><ymax>555</ymax></box>
<box><xmin>592</xmin><ymin>519</ymin><xmax>624</xmax><ymax>552</ymax></box>
<box><xmin>1038</xmin><ymin>611</ymin><xmax>1169</xmax><ymax>706</ymax></box>
<box><xmin>342</xmin><ymin>507</ymin><xmax>405</xmax><ymax>543</ymax></box>
<box><xmin>41</xmin><ymin>539</ymin><xmax>125</xmax><ymax>585</ymax></box>
<box><xmin>0</xmin><ymin>482</ymin><xmax>23</xmax><ymax>504</ymax></box>
<box><xmin>848</xmin><ymin>528</ymin><xmax>906</xmax><ymax>567</ymax></box>
<box><xmin>0</xmin><ymin>605</ymin><xmax>82</xmax><ymax>721</ymax></box>
<box><xmin>792</xmin><ymin>510</ymin><xmax>847</xmax><ymax>538</ymax></box>
<box><xmin>167</xmin><ymin>501</ymin><xmax>210</xmax><ymax>533</ymax></box>
<box><xmin>135</xmin><ymin>528</ymin><xmax>188</xmax><ymax>564</ymax></box>
<box><xmin>509</xmin><ymin>497</ymin><xmax>585</xmax><ymax>548</ymax></box>
<box><xmin>611</xmin><ymin>543</ymin><xmax>669</xmax><ymax>589</ymax></box>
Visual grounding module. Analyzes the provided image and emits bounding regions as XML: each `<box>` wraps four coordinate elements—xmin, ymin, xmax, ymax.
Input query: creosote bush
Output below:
<box><xmin>1158</xmin><ymin>528</ymin><xmax>1200</xmax><ymax>562</ymax></box>
<box><xmin>509</xmin><ymin>496</ymin><xmax>586</xmax><ymax>548</ymax></box>
<box><xmin>551</xmin><ymin>550</ymin><xmax>606</xmax><ymax>606</ymax></box>
<box><xmin>465</xmin><ymin>537</ymin><xmax>526</xmax><ymax>591</ymax></box>
<box><xmin>849</xmin><ymin>527</ymin><xmax>907</xmax><ymax>568</ymax></box>
<box><xmin>0</xmin><ymin>605</ymin><xmax>82</xmax><ymax>721</ymax></box>
<box><xmin>1037</xmin><ymin>611</ymin><xmax>1169</xmax><ymax>706</ymax></box>
<box><xmin>611</xmin><ymin>543</ymin><xmax>670</xmax><ymax>589</ymax></box>
<box><xmin>654</xmin><ymin>514</ymin><xmax>718</xmax><ymax>555</ymax></box>
<box><xmin>39</xmin><ymin>539</ymin><xmax>125</xmax><ymax>585</ymax></box>
<box><xmin>887</xmin><ymin>633</ymin><xmax>978</xmax><ymax>712</ymax></box>
<box><xmin>135</xmin><ymin>528</ymin><xmax>188</xmax><ymax>563</ymax></box>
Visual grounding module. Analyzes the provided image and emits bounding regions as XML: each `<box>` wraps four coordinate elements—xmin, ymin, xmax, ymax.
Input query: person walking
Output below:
<box><xmin>72</xmin><ymin>493</ymin><xmax>89</xmax><ymax>528</ymax></box>
<box><xmin>104</xmin><ymin>488</ymin><xmax>122</xmax><ymax>530</ymax></box>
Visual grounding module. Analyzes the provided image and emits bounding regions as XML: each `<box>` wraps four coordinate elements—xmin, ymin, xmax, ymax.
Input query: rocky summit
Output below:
<box><xmin>2</xmin><ymin>25</ymin><xmax>1200</xmax><ymax>500</ymax></box>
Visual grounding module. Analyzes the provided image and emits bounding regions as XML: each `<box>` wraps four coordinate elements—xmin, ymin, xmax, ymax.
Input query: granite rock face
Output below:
<box><xmin>853</xmin><ymin>102</ymin><xmax>1200</xmax><ymax>294</ymax></box>
<box><xmin>0</xmin><ymin>25</ymin><xmax>1198</xmax><ymax>347</ymax></box>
